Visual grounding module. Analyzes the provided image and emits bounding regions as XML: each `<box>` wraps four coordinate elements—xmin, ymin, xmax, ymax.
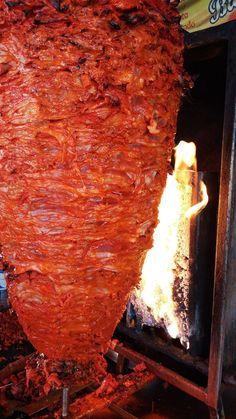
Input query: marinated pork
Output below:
<box><xmin>0</xmin><ymin>0</ymin><xmax>185</xmax><ymax>361</ymax></box>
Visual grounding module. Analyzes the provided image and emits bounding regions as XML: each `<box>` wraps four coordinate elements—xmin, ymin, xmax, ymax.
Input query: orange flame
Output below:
<box><xmin>135</xmin><ymin>141</ymin><xmax>209</xmax><ymax>347</ymax></box>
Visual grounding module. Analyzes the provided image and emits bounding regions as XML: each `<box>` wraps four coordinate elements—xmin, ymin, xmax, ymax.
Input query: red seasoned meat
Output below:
<box><xmin>0</xmin><ymin>310</ymin><xmax>26</xmax><ymax>351</ymax></box>
<box><xmin>0</xmin><ymin>0</ymin><xmax>185</xmax><ymax>361</ymax></box>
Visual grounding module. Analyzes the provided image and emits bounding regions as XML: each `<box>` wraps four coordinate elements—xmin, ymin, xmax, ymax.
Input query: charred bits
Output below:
<box><xmin>119</xmin><ymin>12</ymin><xmax>149</xmax><ymax>26</ymax></box>
<box><xmin>110</xmin><ymin>96</ymin><xmax>121</xmax><ymax>107</ymax></box>
<box><xmin>109</xmin><ymin>20</ymin><xmax>121</xmax><ymax>30</ymax></box>
<box><xmin>78</xmin><ymin>57</ymin><xmax>87</xmax><ymax>64</ymax></box>
<box><xmin>76</xmin><ymin>58</ymin><xmax>87</xmax><ymax>70</ymax></box>
<box><xmin>5</xmin><ymin>1</ymin><xmax>20</xmax><ymax>7</ymax></box>
<box><xmin>51</xmin><ymin>0</ymin><xmax>69</xmax><ymax>12</ymax></box>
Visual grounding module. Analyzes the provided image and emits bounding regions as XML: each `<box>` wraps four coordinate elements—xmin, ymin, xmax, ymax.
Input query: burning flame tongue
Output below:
<box><xmin>135</xmin><ymin>141</ymin><xmax>209</xmax><ymax>349</ymax></box>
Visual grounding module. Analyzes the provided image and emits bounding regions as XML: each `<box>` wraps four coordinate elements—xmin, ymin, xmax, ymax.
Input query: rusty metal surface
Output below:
<box><xmin>114</xmin><ymin>345</ymin><xmax>207</xmax><ymax>404</ymax></box>
<box><xmin>206</xmin><ymin>33</ymin><xmax>236</xmax><ymax>410</ymax></box>
<box><xmin>116</xmin><ymin>317</ymin><xmax>209</xmax><ymax>376</ymax></box>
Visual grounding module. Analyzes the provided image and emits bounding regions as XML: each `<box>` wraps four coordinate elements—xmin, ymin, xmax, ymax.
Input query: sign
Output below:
<box><xmin>179</xmin><ymin>0</ymin><xmax>236</xmax><ymax>33</ymax></box>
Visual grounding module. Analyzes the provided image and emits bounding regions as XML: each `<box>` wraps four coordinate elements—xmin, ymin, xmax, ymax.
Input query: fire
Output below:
<box><xmin>133</xmin><ymin>141</ymin><xmax>208</xmax><ymax>348</ymax></box>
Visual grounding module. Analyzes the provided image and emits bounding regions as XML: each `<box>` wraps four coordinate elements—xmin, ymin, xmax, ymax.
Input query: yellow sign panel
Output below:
<box><xmin>179</xmin><ymin>0</ymin><xmax>236</xmax><ymax>32</ymax></box>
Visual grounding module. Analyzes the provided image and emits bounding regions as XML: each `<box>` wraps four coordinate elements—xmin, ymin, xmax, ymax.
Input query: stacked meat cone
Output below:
<box><xmin>0</xmin><ymin>0</ymin><xmax>185</xmax><ymax>363</ymax></box>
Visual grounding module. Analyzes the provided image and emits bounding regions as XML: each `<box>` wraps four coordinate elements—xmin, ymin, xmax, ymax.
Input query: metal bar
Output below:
<box><xmin>0</xmin><ymin>290</ymin><xmax>9</xmax><ymax>312</ymax></box>
<box><xmin>188</xmin><ymin>173</ymin><xmax>219</xmax><ymax>358</ymax></box>
<box><xmin>116</xmin><ymin>353</ymin><xmax>127</xmax><ymax>374</ymax></box>
<box><xmin>207</xmin><ymin>33</ymin><xmax>236</xmax><ymax>410</ymax></box>
<box><xmin>116</xmin><ymin>323</ymin><xmax>208</xmax><ymax>376</ymax></box>
<box><xmin>62</xmin><ymin>387</ymin><xmax>69</xmax><ymax>418</ymax></box>
<box><xmin>115</xmin><ymin>345</ymin><xmax>207</xmax><ymax>404</ymax></box>
<box><xmin>0</xmin><ymin>382</ymin><xmax>13</xmax><ymax>389</ymax></box>
<box><xmin>109</xmin><ymin>403</ymin><xmax>138</xmax><ymax>419</ymax></box>
<box><xmin>209</xmin><ymin>397</ymin><xmax>225</xmax><ymax>419</ymax></box>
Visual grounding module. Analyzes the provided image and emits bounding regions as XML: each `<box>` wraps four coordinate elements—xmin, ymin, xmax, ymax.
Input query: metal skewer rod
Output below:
<box><xmin>62</xmin><ymin>387</ymin><xmax>69</xmax><ymax>417</ymax></box>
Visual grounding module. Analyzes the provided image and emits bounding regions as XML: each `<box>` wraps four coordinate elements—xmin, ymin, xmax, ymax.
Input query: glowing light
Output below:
<box><xmin>174</xmin><ymin>141</ymin><xmax>196</xmax><ymax>171</ymax></box>
<box><xmin>134</xmin><ymin>140</ymin><xmax>209</xmax><ymax>346</ymax></box>
<box><xmin>186</xmin><ymin>181</ymin><xmax>209</xmax><ymax>219</ymax></box>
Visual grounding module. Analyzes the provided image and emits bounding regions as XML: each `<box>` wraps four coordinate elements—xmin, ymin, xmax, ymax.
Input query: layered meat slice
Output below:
<box><xmin>0</xmin><ymin>0</ymin><xmax>185</xmax><ymax>361</ymax></box>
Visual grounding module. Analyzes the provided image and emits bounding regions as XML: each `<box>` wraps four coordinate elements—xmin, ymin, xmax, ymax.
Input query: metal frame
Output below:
<box><xmin>187</xmin><ymin>20</ymin><xmax>236</xmax><ymax>418</ymax></box>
